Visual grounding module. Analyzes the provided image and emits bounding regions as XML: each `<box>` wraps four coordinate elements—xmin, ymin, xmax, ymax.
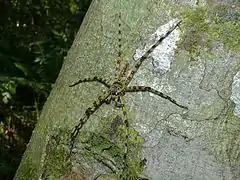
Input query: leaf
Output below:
<box><xmin>2</xmin><ymin>92</ymin><xmax>11</xmax><ymax>104</ymax></box>
<box><xmin>14</xmin><ymin>63</ymin><xmax>29</xmax><ymax>77</ymax></box>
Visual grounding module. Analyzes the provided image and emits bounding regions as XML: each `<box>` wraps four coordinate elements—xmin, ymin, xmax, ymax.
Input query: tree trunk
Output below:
<box><xmin>14</xmin><ymin>0</ymin><xmax>240</xmax><ymax>179</ymax></box>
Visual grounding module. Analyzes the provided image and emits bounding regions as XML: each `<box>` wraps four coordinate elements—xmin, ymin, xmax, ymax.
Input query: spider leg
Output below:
<box><xmin>125</xmin><ymin>86</ymin><xmax>188</xmax><ymax>109</ymax></box>
<box><xmin>119</xmin><ymin>62</ymin><xmax>130</xmax><ymax>80</ymax></box>
<box><xmin>125</xmin><ymin>20</ymin><xmax>181</xmax><ymax>86</ymax></box>
<box><xmin>115</xmin><ymin>13</ymin><xmax>122</xmax><ymax>78</ymax></box>
<box><xmin>115</xmin><ymin>13</ymin><xmax>130</xmax><ymax>83</ymax></box>
<box><xmin>69</xmin><ymin>92</ymin><xmax>111</xmax><ymax>154</ymax></box>
<box><xmin>116</xmin><ymin>95</ymin><xmax>130</xmax><ymax>178</ymax></box>
<box><xmin>69</xmin><ymin>76</ymin><xmax>111</xmax><ymax>88</ymax></box>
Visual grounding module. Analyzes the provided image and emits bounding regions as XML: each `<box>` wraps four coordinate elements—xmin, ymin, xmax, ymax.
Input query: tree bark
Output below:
<box><xmin>14</xmin><ymin>0</ymin><xmax>240</xmax><ymax>179</ymax></box>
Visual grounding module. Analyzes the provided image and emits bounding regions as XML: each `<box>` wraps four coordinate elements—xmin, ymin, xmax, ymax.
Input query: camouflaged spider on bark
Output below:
<box><xmin>69</xmin><ymin>17</ymin><xmax>188</xmax><ymax>155</ymax></box>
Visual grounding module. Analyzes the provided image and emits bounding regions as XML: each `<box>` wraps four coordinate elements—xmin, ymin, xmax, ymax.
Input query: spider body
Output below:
<box><xmin>69</xmin><ymin>18</ymin><xmax>187</xmax><ymax>159</ymax></box>
<box><xmin>107</xmin><ymin>81</ymin><xmax>125</xmax><ymax>103</ymax></box>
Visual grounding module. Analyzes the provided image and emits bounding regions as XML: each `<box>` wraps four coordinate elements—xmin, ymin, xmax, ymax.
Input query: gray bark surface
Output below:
<box><xmin>15</xmin><ymin>0</ymin><xmax>240</xmax><ymax>179</ymax></box>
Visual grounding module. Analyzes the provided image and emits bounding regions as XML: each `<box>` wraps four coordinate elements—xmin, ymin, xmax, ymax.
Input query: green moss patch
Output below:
<box><xmin>40</xmin><ymin>129</ymin><xmax>71</xmax><ymax>179</ymax></box>
<box><xmin>179</xmin><ymin>4</ymin><xmax>240</xmax><ymax>57</ymax></box>
<box><xmin>74</xmin><ymin>114</ymin><xmax>147</xmax><ymax>179</ymax></box>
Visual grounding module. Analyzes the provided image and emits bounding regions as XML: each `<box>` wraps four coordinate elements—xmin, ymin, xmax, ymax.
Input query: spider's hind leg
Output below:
<box><xmin>117</xmin><ymin>96</ymin><xmax>130</xmax><ymax>177</ymax></box>
<box><xmin>126</xmin><ymin>85</ymin><xmax>188</xmax><ymax>109</ymax></box>
<box><xmin>69</xmin><ymin>92</ymin><xmax>110</xmax><ymax>154</ymax></box>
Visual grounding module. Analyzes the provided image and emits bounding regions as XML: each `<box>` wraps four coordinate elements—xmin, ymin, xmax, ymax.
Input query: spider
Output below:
<box><xmin>69</xmin><ymin>17</ymin><xmax>188</xmax><ymax>156</ymax></box>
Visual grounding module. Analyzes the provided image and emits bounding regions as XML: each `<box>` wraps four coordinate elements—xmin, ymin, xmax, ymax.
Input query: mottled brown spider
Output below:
<box><xmin>69</xmin><ymin>17</ymin><xmax>187</xmax><ymax>157</ymax></box>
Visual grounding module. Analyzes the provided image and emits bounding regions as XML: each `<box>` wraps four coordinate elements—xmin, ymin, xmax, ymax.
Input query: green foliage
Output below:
<box><xmin>0</xmin><ymin>0</ymin><xmax>92</xmax><ymax>179</ymax></box>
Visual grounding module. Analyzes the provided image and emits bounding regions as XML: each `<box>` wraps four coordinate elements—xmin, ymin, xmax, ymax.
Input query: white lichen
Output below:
<box><xmin>133</xmin><ymin>18</ymin><xmax>181</xmax><ymax>75</ymax></box>
<box><xmin>230</xmin><ymin>71</ymin><xmax>240</xmax><ymax>118</ymax></box>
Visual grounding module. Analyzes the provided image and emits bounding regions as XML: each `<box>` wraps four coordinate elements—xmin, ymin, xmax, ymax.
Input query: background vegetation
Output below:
<box><xmin>0</xmin><ymin>0</ymin><xmax>92</xmax><ymax>179</ymax></box>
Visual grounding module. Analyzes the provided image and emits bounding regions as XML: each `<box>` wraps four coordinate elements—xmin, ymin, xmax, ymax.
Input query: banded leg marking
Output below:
<box><xmin>69</xmin><ymin>92</ymin><xmax>110</xmax><ymax>153</ymax></box>
<box><xmin>126</xmin><ymin>86</ymin><xmax>188</xmax><ymax>109</ymax></box>
<box><xmin>69</xmin><ymin>76</ymin><xmax>111</xmax><ymax>88</ymax></box>
<box><xmin>118</xmin><ymin>96</ymin><xmax>130</xmax><ymax>178</ymax></box>
<box><xmin>125</xmin><ymin>20</ymin><xmax>181</xmax><ymax>86</ymax></box>
<box><xmin>115</xmin><ymin>12</ymin><xmax>122</xmax><ymax>77</ymax></box>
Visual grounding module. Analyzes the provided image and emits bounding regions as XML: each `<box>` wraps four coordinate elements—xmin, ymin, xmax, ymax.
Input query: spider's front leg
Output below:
<box><xmin>69</xmin><ymin>76</ymin><xmax>111</xmax><ymax>88</ymax></box>
<box><xmin>126</xmin><ymin>86</ymin><xmax>188</xmax><ymax>109</ymax></box>
<box><xmin>69</xmin><ymin>91</ymin><xmax>111</xmax><ymax>154</ymax></box>
<box><xmin>125</xmin><ymin>19</ymin><xmax>181</xmax><ymax>86</ymax></box>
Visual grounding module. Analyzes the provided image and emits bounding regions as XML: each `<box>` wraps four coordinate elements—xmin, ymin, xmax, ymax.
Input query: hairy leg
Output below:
<box><xmin>115</xmin><ymin>13</ymin><xmax>122</xmax><ymax>78</ymax></box>
<box><xmin>69</xmin><ymin>92</ymin><xmax>111</xmax><ymax>154</ymax></box>
<box><xmin>126</xmin><ymin>86</ymin><xmax>188</xmax><ymax>109</ymax></box>
<box><xmin>117</xmin><ymin>96</ymin><xmax>130</xmax><ymax>178</ymax></box>
<box><xmin>69</xmin><ymin>76</ymin><xmax>111</xmax><ymax>88</ymax></box>
<box><xmin>125</xmin><ymin>20</ymin><xmax>181</xmax><ymax>86</ymax></box>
